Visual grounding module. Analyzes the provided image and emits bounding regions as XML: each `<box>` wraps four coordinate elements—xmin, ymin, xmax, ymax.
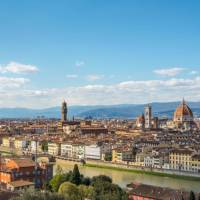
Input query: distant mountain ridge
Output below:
<box><xmin>0</xmin><ymin>101</ymin><xmax>199</xmax><ymax>119</ymax></box>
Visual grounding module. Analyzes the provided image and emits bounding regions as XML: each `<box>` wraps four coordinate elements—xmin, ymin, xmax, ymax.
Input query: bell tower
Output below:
<box><xmin>61</xmin><ymin>100</ymin><xmax>67</xmax><ymax>122</ymax></box>
<box><xmin>144</xmin><ymin>104</ymin><xmax>152</xmax><ymax>129</ymax></box>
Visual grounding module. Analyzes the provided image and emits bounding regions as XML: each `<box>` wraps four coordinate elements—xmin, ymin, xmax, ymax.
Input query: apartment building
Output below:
<box><xmin>30</xmin><ymin>141</ymin><xmax>43</xmax><ymax>153</ymax></box>
<box><xmin>48</xmin><ymin>142</ymin><xmax>61</xmax><ymax>156</ymax></box>
<box><xmin>169</xmin><ymin>149</ymin><xmax>193</xmax><ymax>171</ymax></box>
<box><xmin>2</xmin><ymin>137</ymin><xmax>11</xmax><ymax>148</ymax></box>
<box><xmin>0</xmin><ymin>158</ymin><xmax>53</xmax><ymax>189</ymax></box>
<box><xmin>112</xmin><ymin>147</ymin><xmax>135</xmax><ymax>164</ymax></box>
<box><xmin>61</xmin><ymin>143</ymin><xmax>73</xmax><ymax>157</ymax></box>
<box><xmin>14</xmin><ymin>138</ymin><xmax>28</xmax><ymax>149</ymax></box>
<box><xmin>72</xmin><ymin>143</ymin><xmax>85</xmax><ymax>159</ymax></box>
<box><xmin>85</xmin><ymin>144</ymin><xmax>102</xmax><ymax>160</ymax></box>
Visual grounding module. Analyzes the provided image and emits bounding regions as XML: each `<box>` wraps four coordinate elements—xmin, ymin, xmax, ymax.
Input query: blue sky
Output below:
<box><xmin>0</xmin><ymin>0</ymin><xmax>200</xmax><ymax>108</ymax></box>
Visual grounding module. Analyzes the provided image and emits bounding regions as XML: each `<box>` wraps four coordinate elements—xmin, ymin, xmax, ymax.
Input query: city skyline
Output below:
<box><xmin>0</xmin><ymin>0</ymin><xmax>200</xmax><ymax>108</ymax></box>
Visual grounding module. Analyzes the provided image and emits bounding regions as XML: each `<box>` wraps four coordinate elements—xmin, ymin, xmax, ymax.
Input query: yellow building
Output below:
<box><xmin>14</xmin><ymin>138</ymin><xmax>27</xmax><ymax>149</ymax></box>
<box><xmin>170</xmin><ymin>149</ymin><xmax>200</xmax><ymax>172</ymax></box>
<box><xmin>112</xmin><ymin>147</ymin><xmax>135</xmax><ymax>164</ymax></box>
<box><xmin>2</xmin><ymin>137</ymin><xmax>11</xmax><ymax>148</ymax></box>
<box><xmin>191</xmin><ymin>154</ymin><xmax>200</xmax><ymax>173</ymax></box>
<box><xmin>48</xmin><ymin>142</ymin><xmax>61</xmax><ymax>156</ymax></box>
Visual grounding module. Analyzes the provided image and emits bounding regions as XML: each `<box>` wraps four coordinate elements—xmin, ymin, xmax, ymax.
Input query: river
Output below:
<box><xmin>55</xmin><ymin>159</ymin><xmax>200</xmax><ymax>193</ymax></box>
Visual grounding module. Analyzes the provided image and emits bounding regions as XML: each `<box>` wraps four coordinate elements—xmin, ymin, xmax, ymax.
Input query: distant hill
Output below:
<box><xmin>0</xmin><ymin>101</ymin><xmax>199</xmax><ymax>119</ymax></box>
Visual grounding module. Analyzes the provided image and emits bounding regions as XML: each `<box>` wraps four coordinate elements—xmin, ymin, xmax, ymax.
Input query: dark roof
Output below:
<box><xmin>127</xmin><ymin>182</ymin><xmax>192</xmax><ymax>200</ymax></box>
<box><xmin>170</xmin><ymin>149</ymin><xmax>193</xmax><ymax>155</ymax></box>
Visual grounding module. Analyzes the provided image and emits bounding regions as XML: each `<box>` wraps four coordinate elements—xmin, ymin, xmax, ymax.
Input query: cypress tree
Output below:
<box><xmin>190</xmin><ymin>191</ymin><xmax>196</xmax><ymax>200</ymax></box>
<box><xmin>71</xmin><ymin>164</ymin><xmax>81</xmax><ymax>185</ymax></box>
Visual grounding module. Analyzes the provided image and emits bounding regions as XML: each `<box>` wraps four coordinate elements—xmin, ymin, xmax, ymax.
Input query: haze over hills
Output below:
<box><xmin>0</xmin><ymin>101</ymin><xmax>199</xmax><ymax>119</ymax></box>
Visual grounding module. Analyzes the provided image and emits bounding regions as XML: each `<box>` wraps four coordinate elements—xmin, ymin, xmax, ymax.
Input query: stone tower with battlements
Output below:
<box><xmin>61</xmin><ymin>100</ymin><xmax>67</xmax><ymax>122</ymax></box>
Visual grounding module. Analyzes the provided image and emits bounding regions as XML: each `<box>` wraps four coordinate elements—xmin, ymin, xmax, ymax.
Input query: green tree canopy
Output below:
<box><xmin>78</xmin><ymin>185</ymin><xmax>94</xmax><ymax>200</ymax></box>
<box><xmin>190</xmin><ymin>191</ymin><xmax>196</xmax><ymax>200</ymax></box>
<box><xmin>49</xmin><ymin>171</ymin><xmax>73</xmax><ymax>192</ymax></box>
<box><xmin>41</xmin><ymin>141</ymin><xmax>48</xmax><ymax>152</ymax></box>
<box><xmin>58</xmin><ymin>182</ymin><xmax>80</xmax><ymax>200</ymax></box>
<box><xmin>56</xmin><ymin>165</ymin><xmax>64</xmax><ymax>175</ymax></box>
<box><xmin>92</xmin><ymin>177</ymin><xmax>127</xmax><ymax>200</ymax></box>
<box><xmin>91</xmin><ymin>175</ymin><xmax>112</xmax><ymax>185</ymax></box>
<box><xmin>70</xmin><ymin>164</ymin><xmax>81</xmax><ymax>185</ymax></box>
<box><xmin>11</xmin><ymin>190</ymin><xmax>64</xmax><ymax>200</ymax></box>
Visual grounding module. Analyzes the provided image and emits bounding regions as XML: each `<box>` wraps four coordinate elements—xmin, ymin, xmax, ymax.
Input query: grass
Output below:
<box><xmin>0</xmin><ymin>150</ymin><xmax>18</xmax><ymax>157</ymax></box>
<box><xmin>84</xmin><ymin>163</ymin><xmax>200</xmax><ymax>181</ymax></box>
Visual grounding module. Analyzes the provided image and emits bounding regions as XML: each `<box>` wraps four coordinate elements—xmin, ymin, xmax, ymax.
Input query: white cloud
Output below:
<box><xmin>154</xmin><ymin>67</ymin><xmax>185</xmax><ymax>77</ymax></box>
<box><xmin>0</xmin><ymin>76</ymin><xmax>29</xmax><ymax>88</ymax></box>
<box><xmin>1</xmin><ymin>76</ymin><xmax>200</xmax><ymax>108</ymax></box>
<box><xmin>0</xmin><ymin>62</ymin><xmax>39</xmax><ymax>74</ymax></box>
<box><xmin>86</xmin><ymin>74</ymin><xmax>104</xmax><ymax>81</ymax></box>
<box><xmin>66</xmin><ymin>74</ymin><xmax>78</xmax><ymax>79</ymax></box>
<box><xmin>190</xmin><ymin>70</ymin><xmax>198</xmax><ymax>75</ymax></box>
<box><xmin>75</xmin><ymin>60</ymin><xmax>85</xmax><ymax>68</ymax></box>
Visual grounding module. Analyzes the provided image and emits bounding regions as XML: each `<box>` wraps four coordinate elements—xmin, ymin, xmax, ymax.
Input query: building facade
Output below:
<box><xmin>144</xmin><ymin>105</ymin><xmax>152</xmax><ymax>129</ymax></box>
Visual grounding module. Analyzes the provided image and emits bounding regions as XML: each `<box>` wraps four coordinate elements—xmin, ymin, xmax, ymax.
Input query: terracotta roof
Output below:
<box><xmin>11</xmin><ymin>158</ymin><xmax>35</xmax><ymax>168</ymax></box>
<box><xmin>8</xmin><ymin>180</ymin><xmax>34</xmax><ymax>187</ymax></box>
<box><xmin>136</xmin><ymin>114</ymin><xmax>145</xmax><ymax>123</ymax></box>
<box><xmin>174</xmin><ymin>99</ymin><xmax>193</xmax><ymax>119</ymax></box>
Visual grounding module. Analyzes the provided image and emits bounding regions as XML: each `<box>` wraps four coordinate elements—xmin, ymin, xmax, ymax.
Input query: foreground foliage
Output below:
<box><xmin>11</xmin><ymin>190</ymin><xmax>64</xmax><ymax>200</ymax></box>
<box><xmin>12</xmin><ymin>164</ymin><xmax>128</xmax><ymax>200</ymax></box>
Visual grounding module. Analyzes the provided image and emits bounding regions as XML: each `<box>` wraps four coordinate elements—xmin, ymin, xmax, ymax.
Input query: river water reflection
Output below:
<box><xmin>55</xmin><ymin>160</ymin><xmax>200</xmax><ymax>193</ymax></box>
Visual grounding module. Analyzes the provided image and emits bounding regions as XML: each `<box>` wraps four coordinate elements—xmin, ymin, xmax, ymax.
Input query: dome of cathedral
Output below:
<box><xmin>174</xmin><ymin>99</ymin><xmax>193</xmax><ymax>120</ymax></box>
<box><xmin>136</xmin><ymin>114</ymin><xmax>145</xmax><ymax>124</ymax></box>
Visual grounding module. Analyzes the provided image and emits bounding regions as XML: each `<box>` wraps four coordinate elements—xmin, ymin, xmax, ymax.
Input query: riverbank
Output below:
<box><xmin>84</xmin><ymin>163</ymin><xmax>200</xmax><ymax>181</ymax></box>
<box><xmin>55</xmin><ymin>159</ymin><xmax>200</xmax><ymax>192</ymax></box>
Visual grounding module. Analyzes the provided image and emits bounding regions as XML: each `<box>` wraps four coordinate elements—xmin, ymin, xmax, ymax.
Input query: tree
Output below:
<box><xmin>11</xmin><ymin>190</ymin><xmax>64</xmax><ymax>200</ymax></box>
<box><xmin>81</xmin><ymin>176</ymin><xmax>91</xmax><ymax>186</ymax></box>
<box><xmin>104</xmin><ymin>152</ymin><xmax>112</xmax><ymax>161</ymax></box>
<box><xmin>58</xmin><ymin>182</ymin><xmax>80</xmax><ymax>200</ymax></box>
<box><xmin>91</xmin><ymin>175</ymin><xmax>112</xmax><ymax>185</ymax></box>
<box><xmin>49</xmin><ymin>171</ymin><xmax>73</xmax><ymax>192</ymax></box>
<box><xmin>56</xmin><ymin>165</ymin><xmax>64</xmax><ymax>175</ymax></box>
<box><xmin>78</xmin><ymin>185</ymin><xmax>94</xmax><ymax>200</ymax></box>
<box><xmin>70</xmin><ymin>164</ymin><xmax>81</xmax><ymax>185</ymax></box>
<box><xmin>49</xmin><ymin>174</ymin><xmax>65</xmax><ymax>192</ymax></box>
<box><xmin>41</xmin><ymin>141</ymin><xmax>48</xmax><ymax>152</ymax></box>
<box><xmin>190</xmin><ymin>191</ymin><xmax>196</xmax><ymax>200</ymax></box>
<box><xmin>91</xmin><ymin>176</ymin><xmax>127</xmax><ymax>200</ymax></box>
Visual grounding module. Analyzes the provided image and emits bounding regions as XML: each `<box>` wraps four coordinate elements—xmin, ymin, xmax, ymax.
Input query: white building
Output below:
<box><xmin>61</xmin><ymin>143</ymin><xmax>73</xmax><ymax>158</ymax></box>
<box><xmin>85</xmin><ymin>144</ymin><xmax>101</xmax><ymax>160</ymax></box>
<box><xmin>72</xmin><ymin>144</ymin><xmax>85</xmax><ymax>159</ymax></box>
<box><xmin>30</xmin><ymin>141</ymin><xmax>42</xmax><ymax>153</ymax></box>
<box><xmin>144</xmin><ymin>155</ymin><xmax>162</xmax><ymax>168</ymax></box>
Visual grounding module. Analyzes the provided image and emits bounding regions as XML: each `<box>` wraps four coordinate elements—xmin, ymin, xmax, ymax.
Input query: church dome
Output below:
<box><xmin>136</xmin><ymin>114</ymin><xmax>145</xmax><ymax>124</ymax></box>
<box><xmin>174</xmin><ymin>99</ymin><xmax>193</xmax><ymax>121</ymax></box>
